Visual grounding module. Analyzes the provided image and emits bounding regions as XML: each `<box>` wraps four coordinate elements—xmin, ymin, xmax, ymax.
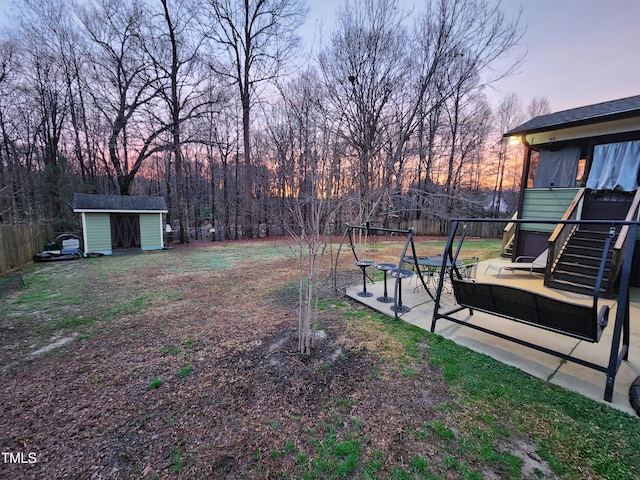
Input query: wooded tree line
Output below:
<box><xmin>0</xmin><ymin>0</ymin><xmax>550</xmax><ymax>241</ymax></box>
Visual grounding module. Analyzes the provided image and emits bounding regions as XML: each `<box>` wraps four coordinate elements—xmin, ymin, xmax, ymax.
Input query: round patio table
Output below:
<box><xmin>403</xmin><ymin>256</ymin><xmax>463</xmax><ymax>289</ymax></box>
<box><xmin>403</xmin><ymin>255</ymin><xmax>462</xmax><ymax>270</ymax></box>
<box><xmin>374</xmin><ymin>262</ymin><xmax>397</xmax><ymax>303</ymax></box>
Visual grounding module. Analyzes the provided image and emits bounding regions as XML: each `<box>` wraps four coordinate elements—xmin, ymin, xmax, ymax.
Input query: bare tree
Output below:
<box><xmin>527</xmin><ymin>96</ymin><xmax>552</xmax><ymax>119</ymax></box>
<box><xmin>490</xmin><ymin>92</ymin><xmax>524</xmax><ymax>216</ymax></box>
<box><xmin>271</xmin><ymin>68</ymin><xmax>340</xmax><ymax>354</ymax></box>
<box><xmin>319</xmin><ymin>0</ymin><xmax>408</xmax><ymax>222</ymax></box>
<box><xmin>76</xmin><ymin>0</ymin><xmax>169</xmax><ymax>195</ymax></box>
<box><xmin>0</xmin><ymin>38</ymin><xmax>20</xmax><ymax>223</ymax></box>
<box><xmin>148</xmin><ymin>0</ymin><xmax>206</xmax><ymax>243</ymax></box>
<box><xmin>318</xmin><ymin>0</ymin><xmax>522</xmax><ymax>225</ymax></box>
<box><xmin>203</xmin><ymin>0</ymin><xmax>307</xmax><ymax>238</ymax></box>
<box><xmin>0</xmin><ymin>0</ymin><xmax>526</xmax><ymax>239</ymax></box>
<box><xmin>15</xmin><ymin>0</ymin><xmax>78</xmax><ymax>221</ymax></box>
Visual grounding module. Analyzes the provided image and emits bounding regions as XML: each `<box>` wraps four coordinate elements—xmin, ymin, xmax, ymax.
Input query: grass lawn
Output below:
<box><xmin>0</xmin><ymin>237</ymin><xmax>638</xmax><ymax>479</ymax></box>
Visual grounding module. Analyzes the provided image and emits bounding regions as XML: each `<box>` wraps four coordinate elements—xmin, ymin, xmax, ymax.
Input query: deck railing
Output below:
<box><xmin>545</xmin><ymin>188</ymin><xmax>586</xmax><ymax>284</ymax></box>
<box><xmin>610</xmin><ymin>188</ymin><xmax>640</xmax><ymax>292</ymax></box>
<box><xmin>500</xmin><ymin>213</ymin><xmax>517</xmax><ymax>257</ymax></box>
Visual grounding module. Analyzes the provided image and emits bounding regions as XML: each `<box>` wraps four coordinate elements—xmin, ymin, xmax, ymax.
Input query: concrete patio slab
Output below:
<box><xmin>343</xmin><ymin>259</ymin><xmax>640</xmax><ymax>416</ymax></box>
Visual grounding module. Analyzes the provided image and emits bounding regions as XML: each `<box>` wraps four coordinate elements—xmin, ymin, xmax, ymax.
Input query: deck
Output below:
<box><xmin>343</xmin><ymin>258</ymin><xmax>640</xmax><ymax>416</ymax></box>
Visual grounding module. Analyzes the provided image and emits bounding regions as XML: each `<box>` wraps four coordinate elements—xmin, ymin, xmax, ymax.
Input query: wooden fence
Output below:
<box><xmin>390</xmin><ymin>218</ymin><xmax>506</xmax><ymax>238</ymax></box>
<box><xmin>0</xmin><ymin>224</ymin><xmax>53</xmax><ymax>274</ymax></box>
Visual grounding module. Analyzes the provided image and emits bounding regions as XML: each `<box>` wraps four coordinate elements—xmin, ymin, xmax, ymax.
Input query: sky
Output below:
<box><xmin>0</xmin><ymin>0</ymin><xmax>638</xmax><ymax>114</ymax></box>
<box><xmin>306</xmin><ymin>0</ymin><xmax>640</xmax><ymax>114</ymax></box>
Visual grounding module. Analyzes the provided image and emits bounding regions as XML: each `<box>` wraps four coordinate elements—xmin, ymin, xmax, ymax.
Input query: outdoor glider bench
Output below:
<box><xmin>431</xmin><ymin>219</ymin><xmax>634</xmax><ymax>403</ymax></box>
<box><xmin>449</xmin><ymin>278</ymin><xmax>608</xmax><ymax>343</ymax></box>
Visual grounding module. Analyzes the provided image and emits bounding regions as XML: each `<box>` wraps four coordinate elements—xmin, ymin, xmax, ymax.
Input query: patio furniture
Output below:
<box><xmin>460</xmin><ymin>256</ymin><xmax>479</xmax><ymax>279</ymax></box>
<box><xmin>402</xmin><ymin>256</ymin><xmax>439</xmax><ymax>285</ymax></box>
<box><xmin>403</xmin><ymin>255</ymin><xmax>462</xmax><ymax>292</ymax></box>
<box><xmin>354</xmin><ymin>260</ymin><xmax>374</xmax><ymax>297</ymax></box>
<box><xmin>448</xmin><ymin>278</ymin><xmax>609</xmax><ymax>342</ymax></box>
<box><xmin>333</xmin><ymin>223</ymin><xmax>438</xmax><ymax>318</ymax></box>
<box><xmin>432</xmin><ymin>218</ymin><xmax>634</xmax><ymax>403</ymax></box>
<box><xmin>484</xmin><ymin>249</ymin><xmax>548</xmax><ymax>277</ymax></box>
<box><xmin>389</xmin><ymin>268</ymin><xmax>413</xmax><ymax>313</ymax></box>
<box><xmin>374</xmin><ymin>262</ymin><xmax>396</xmax><ymax>303</ymax></box>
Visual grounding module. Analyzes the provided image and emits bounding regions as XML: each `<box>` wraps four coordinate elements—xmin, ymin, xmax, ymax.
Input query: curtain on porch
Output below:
<box><xmin>586</xmin><ymin>140</ymin><xmax>640</xmax><ymax>191</ymax></box>
<box><xmin>533</xmin><ymin>146</ymin><xmax>581</xmax><ymax>188</ymax></box>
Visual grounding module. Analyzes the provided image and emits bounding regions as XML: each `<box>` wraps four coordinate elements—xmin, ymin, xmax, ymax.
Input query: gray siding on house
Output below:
<box><xmin>84</xmin><ymin>213</ymin><xmax>112</xmax><ymax>254</ymax></box>
<box><xmin>140</xmin><ymin>213</ymin><xmax>163</xmax><ymax>251</ymax></box>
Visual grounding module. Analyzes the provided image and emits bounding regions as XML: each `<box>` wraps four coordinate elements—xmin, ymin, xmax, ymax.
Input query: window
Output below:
<box><xmin>586</xmin><ymin>141</ymin><xmax>640</xmax><ymax>191</ymax></box>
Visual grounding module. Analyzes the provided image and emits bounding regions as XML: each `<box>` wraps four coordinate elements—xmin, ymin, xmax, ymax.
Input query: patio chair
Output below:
<box><xmin>460</xmin><ymin>256</ymin><xmax>479</xmax><ymax>279</ymax></box>
<box><xmin>484</xmin><ymin>249</ymin><xmax>548</xmax><ymax>278</ymax></box>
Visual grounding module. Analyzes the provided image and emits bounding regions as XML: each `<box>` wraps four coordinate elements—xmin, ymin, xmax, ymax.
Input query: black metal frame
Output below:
<box><xmin>333</xmin><ymin>223</ymin><xmax>436</xmax><ymax>318</ymax></box>
<box><xmin>431</xmin><ymin>218</ymin><xmax>635</xmax><ymax>402</ymax></box>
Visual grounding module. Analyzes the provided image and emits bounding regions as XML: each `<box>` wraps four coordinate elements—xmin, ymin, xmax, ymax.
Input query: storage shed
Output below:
<box><xmin>73</xmin><ymin>193</ymin><xmax>168</xmax><ymax>255</ymax></box>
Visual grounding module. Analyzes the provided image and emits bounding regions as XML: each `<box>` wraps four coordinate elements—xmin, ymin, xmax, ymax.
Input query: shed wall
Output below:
<box><xmin>84</xmin><ymin>212</ymin><xmax>112</xmax><ymax>255</ymax></box>
<box><xmin>140</xmin><ymin>213</ymin><xmax>164</xmax><ymax>251</ymax></box>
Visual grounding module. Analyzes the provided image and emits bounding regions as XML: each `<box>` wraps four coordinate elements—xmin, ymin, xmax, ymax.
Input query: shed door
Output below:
<box><xmin>111</xmin><ymin>214</ymin><xmax>141</xmax><ymax>249</ymax></box>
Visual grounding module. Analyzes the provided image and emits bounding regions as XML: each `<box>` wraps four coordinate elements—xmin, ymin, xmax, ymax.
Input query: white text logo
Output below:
<box><xmin>2</xmin><ymin>452</ymin><xmax>38</xmax><ymax>464</ymax></box>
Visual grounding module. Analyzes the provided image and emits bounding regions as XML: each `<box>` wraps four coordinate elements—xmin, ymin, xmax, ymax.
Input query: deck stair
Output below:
<box><xmin>546</xmin><ymin>229</ymin><xmax>616</xmax><ymax>297</ymax></box>
<box><xmin>545</xmin><ymin>191</ymin><xmax>633</xmax><ymax>298</ymax></box>
<box><xmin>502</xmin><ymin>238</ymin><xmax>514</xmax><ymax>258</ymax></box>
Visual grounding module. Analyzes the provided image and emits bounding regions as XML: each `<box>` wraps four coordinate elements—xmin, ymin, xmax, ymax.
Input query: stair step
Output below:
<box><xmin>546</xmin><ymin>278</ymin><xmax>607</xmax><ymax>296</ymax></box>
<box><xmin>554</xmin><ymin>261</ymin><xmax>610</xmax><ymax>275</ymax></box>
<box><xmin>575</xmin><ymin>228</ymin><xmax>615</xmax><ymax>235</ymax></box>
<box><xmin>552</xmin><ymin>270</ymin><xmax>609</xmax><ymax>288</ymax></box>
<box><xmin>569</xmin><ymin>237</ymin><xmax>609</xmax><ymax>247</ymax></box>
<box><xmin>573</xmin><ymin>228</ymin><xmax>613</xmax><ymax>235</ymax></box>
<box><xmin>559</xmin><ymin>253</ymin><xmax>612</xmax><ymax>267</ymax></box>
<box><xmin>501</xmin><ymin>247</ymin><xmax>513</xmax><ymax>258</ymax></box>
<box><xmin>564</xmin><ymin>244</ymin><xmax>613</xmax><ymax>254</ymax></box>
<box><xmin>546</xmin><ymin>224</ymin><xmax>619</xmax><ymax>299</ymax></box>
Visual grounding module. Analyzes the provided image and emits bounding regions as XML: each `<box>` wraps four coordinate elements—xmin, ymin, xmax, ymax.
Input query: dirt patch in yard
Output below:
<box><xmin>0</xmin><ymin>240</ymin><xmax>562</xmax><ymax>479</ymax></box>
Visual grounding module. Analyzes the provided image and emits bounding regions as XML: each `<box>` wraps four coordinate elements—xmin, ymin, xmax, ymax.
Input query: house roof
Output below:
<box><xmin>73</xmin><ymin>193</ymin><xmax>168</xmax><ymax>213</ymax></box>
<box><xmin>505</xmin><ymin>94</ymin><xmax>640</xmax><ymax>137</ymax></box>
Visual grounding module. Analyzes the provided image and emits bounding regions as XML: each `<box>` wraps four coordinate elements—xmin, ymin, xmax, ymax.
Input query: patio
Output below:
<box><xmin>344</xmin><ymin>257</ymin><xmax>640</xmax><ymax>416</ymax></box>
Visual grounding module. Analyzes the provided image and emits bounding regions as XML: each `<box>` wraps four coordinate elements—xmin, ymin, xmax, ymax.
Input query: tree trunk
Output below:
<box><xmin>241</xmin><ymin>90</ymin><xmax>252</xmax><ymax>239</ymax></box>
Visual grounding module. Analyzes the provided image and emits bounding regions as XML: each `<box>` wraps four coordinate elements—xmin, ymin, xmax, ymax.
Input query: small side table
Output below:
<box><xmin>354</xmin><ymin>260</ymin><xmax>374</xmax><ymax>297</ymax></box>
<box><xmin>374</xmin><ymin>263</ymin><xmax>396</xmax><ymax>303</ymax></box>
<box><xmin>389</xmin><ymin>268</ymin><xmax>414</xmax><ymax>313</ymax></box>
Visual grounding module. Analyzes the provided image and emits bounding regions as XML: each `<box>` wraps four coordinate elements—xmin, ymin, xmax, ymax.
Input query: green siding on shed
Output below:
<box><xmin>140</xmin><ymin>213</ymin><xmax>163</xmax><ymax>250</ymax></box>
<box><xmin>520</xmin><ymin>188</ymin><xmax>580</xmax><ymax>232</ymax></box>
<box><xmin>84</xmin><ymin>213</ymin><xmax>112</xmax><ymax>254</ymax></box>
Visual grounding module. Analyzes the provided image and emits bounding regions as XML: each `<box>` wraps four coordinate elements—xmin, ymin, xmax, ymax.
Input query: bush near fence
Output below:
<box><xmin>0</xmin><ymin>225</ymin><xmax>54</xmax><ymax>274</ymax></box>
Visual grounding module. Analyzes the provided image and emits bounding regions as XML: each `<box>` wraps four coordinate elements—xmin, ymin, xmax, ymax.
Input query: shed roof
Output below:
<box><xmin>73</xmin><ymin>193</ymin><xmax>168</xmax><ymax>213</ymax></box>
<box><xmin>505</xmin><ymin>94</ymin><xmax>640</xmax><ymax>137</ymax></box>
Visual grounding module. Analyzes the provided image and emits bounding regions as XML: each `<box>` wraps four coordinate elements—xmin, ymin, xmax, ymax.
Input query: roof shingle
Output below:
<box><xmin>73</xmin><ymin>193</ymin><xmax>168</xmax><ymax>212</ymax></box>
<box><xmin>505</xmin><ymin>94</ymin><xmax>640</xmax><ymax>136</ymax></box>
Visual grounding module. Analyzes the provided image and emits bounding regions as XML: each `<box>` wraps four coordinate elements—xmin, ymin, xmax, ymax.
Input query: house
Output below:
<box><xmin>73</xmin><ymin>193</ymin><xmax>168</xmax><ymax>255</ymax></box>
<box><xmin>503</xmin><ymin>94</ymin><xmax>640</xmax><ymax>294</ymax></box>
<box><xmin>484</xmin><ymin>192</ymin><xmax>511</xmax><ymax>215</ymax></box>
